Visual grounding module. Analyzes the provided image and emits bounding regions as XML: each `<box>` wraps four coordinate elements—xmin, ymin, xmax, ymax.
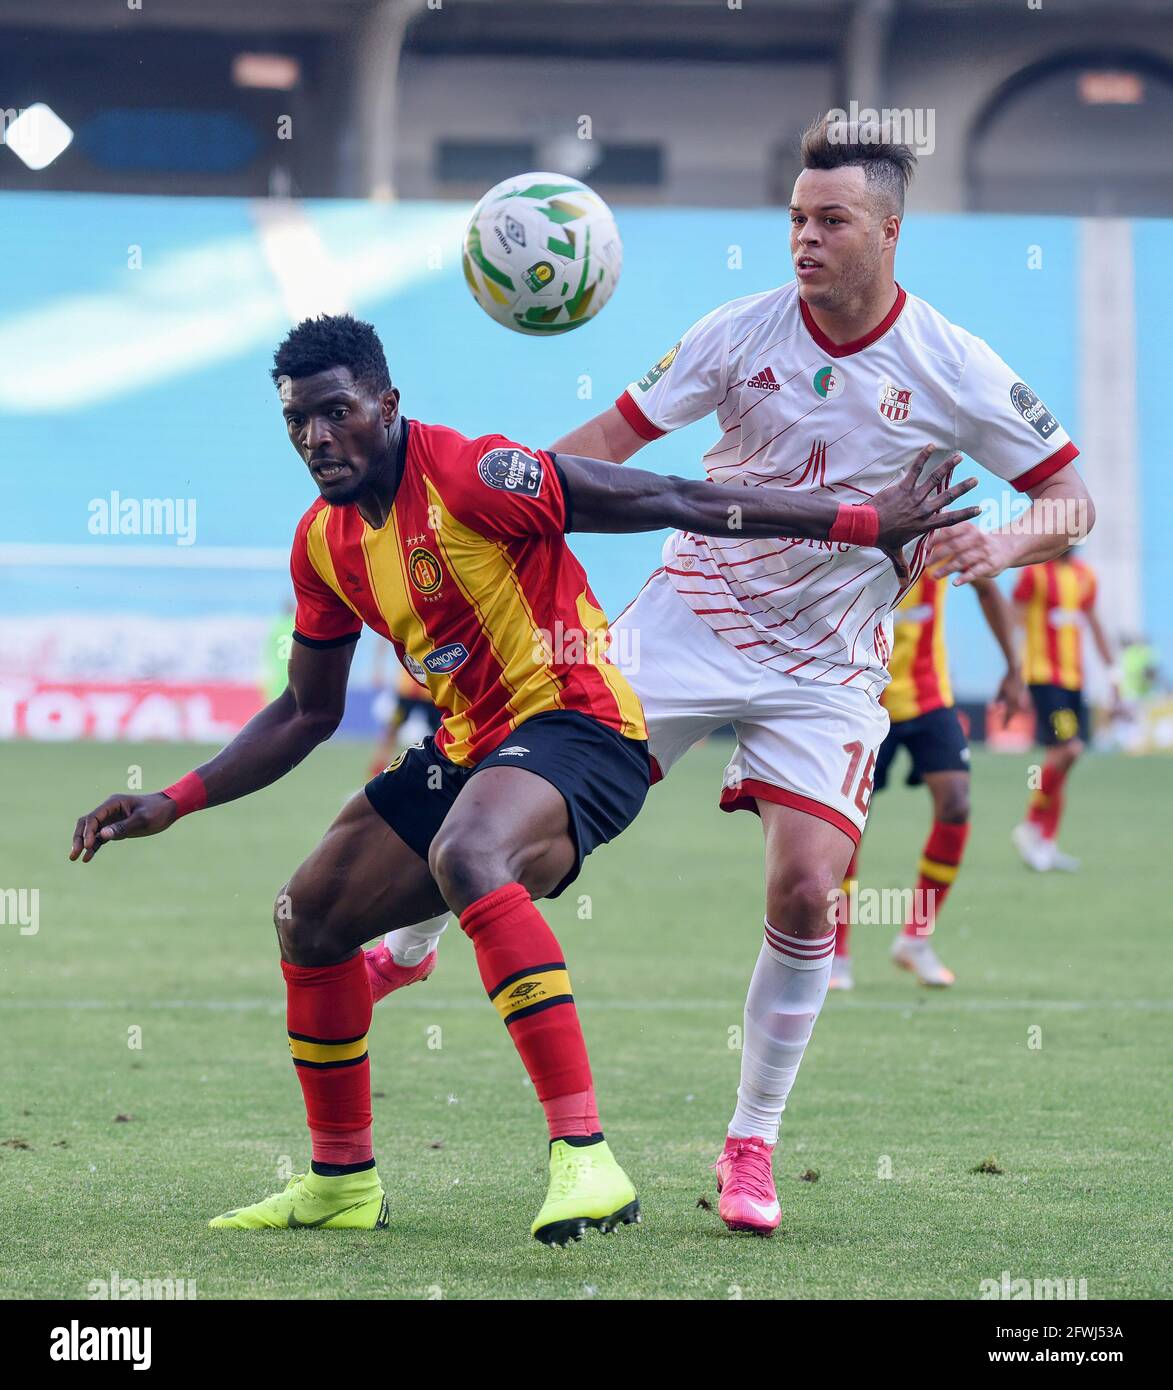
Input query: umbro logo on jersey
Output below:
<box><xmin>747</xmin><ymin>366</ymin><xmax>781</xmax><ymax>392</ymax></box>
<box><xmin>508</xmin><ymin>981</ymin><xmax>541</xmax><ymax>1000</ymax></box>
<box><xmin>496</xmin><ymin>745</ymin><xmax>529</xmax><ymax>758</ymax></box>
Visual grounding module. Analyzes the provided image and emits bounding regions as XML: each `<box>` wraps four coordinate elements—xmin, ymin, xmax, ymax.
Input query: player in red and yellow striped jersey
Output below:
<box><xmin>67</xmin><ymin>313</ymin><xmax>974</xmax><ymax>1245</ymax></box>
<box><xmin>832</xmin><ymin>566</ymin><xmax>1026</xmax><ymax>988</ymax></box>
<box><xmin>1011</xmin><ymin>549</ymin><xmax>1116</xmax><ymax>872</ymax></box>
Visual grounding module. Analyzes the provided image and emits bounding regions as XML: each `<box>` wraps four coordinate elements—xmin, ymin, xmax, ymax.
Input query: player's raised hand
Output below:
<box><xmin>69</xmin><ymin>792</ymin><xmax>179</xmax><ymax>864</ymax></box>
<box><xmin>929</xmin><ymin>521</ymin><xmax>1012</xmax><ymax>585</ymax></box>
<box><xmin>871</xmin><ymin>445</ymin><xmax>980</xmax><ymax>582</ymax></box>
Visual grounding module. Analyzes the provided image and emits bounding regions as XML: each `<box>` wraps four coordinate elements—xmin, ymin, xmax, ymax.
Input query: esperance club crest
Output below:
<box><xmin>408</xmin><ymin>546</ymin><xmax>442</xmax><ymax>595</ymax></box>
<box><xmin>878</xmin><ymin>382</ymin><xmax>913</xmax><ymax>423</ymax></box>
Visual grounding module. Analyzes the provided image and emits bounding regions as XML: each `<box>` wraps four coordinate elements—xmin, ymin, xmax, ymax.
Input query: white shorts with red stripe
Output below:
<box><xmin>610</xmin><ymin>569</ymin><xmax>890</xmax><ymax>844</ymax></box>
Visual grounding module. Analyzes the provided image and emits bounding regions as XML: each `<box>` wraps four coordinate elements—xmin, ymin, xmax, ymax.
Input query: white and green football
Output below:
<box><xmin>462</xmin><ymin>172</ymin><xmax>623</xmax><ymax>335</ymax></box>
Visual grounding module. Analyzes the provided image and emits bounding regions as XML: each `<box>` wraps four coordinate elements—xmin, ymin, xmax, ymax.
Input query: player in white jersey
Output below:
<box><xmin>550</xmin><ymin>113</ymin><xmax>1094</xmax><ymax>1237</ymax></box>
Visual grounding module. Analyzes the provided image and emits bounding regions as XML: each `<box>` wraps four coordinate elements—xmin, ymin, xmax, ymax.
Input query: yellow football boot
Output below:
<box><xmin>209</xmin><ymin>1168</ymin><xmax>389</xmax><ymax>1230</ymax></box>
<box><xmin>531</xmin><ymin>1139</ymin><xmax>640</xmax><ymax>1247</ymax></box>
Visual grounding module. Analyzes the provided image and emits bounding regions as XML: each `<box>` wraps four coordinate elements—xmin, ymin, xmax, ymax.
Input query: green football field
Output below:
<box><xmin>2</xmin><ymin>738</ymin><xmax>1169</xmax><ymax>1300</ymax></box>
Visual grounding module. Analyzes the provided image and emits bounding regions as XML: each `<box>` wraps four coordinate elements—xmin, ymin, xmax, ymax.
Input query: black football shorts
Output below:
<box><xmin>365</xmin><ymin>709</ymin><xmax>651</xmax><ymax>898</ymax></box>
<box><xmin>874</xmin><ymin>705</ymin><xmax>970</xmax><ymax>791</ymax></box>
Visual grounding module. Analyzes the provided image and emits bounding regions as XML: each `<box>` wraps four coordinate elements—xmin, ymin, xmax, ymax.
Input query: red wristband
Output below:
<box><xmin>161</xmin><ymin>771</ymin><xmax>208</xmax><ymax>819</ymax></box>
<box><xmin>829</xmin><ymin>502</ymin><xmax>880</xmax><ymax>548</ymax></box>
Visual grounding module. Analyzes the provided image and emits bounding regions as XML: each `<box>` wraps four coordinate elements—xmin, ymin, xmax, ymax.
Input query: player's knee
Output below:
<box><xmin>273</xmin><ymin>874</ymin><xmax>339</xmax><ymax>964</ymax></box>
<box><xmin>935</xmin><ymin>790</ymin><xmax>970</xmax><ymax>824</ymax></box>
<box><xmin>765</xmin><ymin>865</ymin><xmax>841</xmax><ymax>938</ymax></box>
<box><xmin>429</xmin><ymin>825</ymin><xmax>508</xmax><ymax>913</ymax></box>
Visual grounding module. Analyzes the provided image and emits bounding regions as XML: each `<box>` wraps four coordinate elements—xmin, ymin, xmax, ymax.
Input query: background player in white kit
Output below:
<box><xmin>550</xmin><ymin>114</ymin><xmax>1095</xmax><ymax>1236</ymax></box>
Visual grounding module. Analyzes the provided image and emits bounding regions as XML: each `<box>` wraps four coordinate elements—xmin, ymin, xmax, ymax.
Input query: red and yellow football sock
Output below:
<box><xmin>1026</xmin><ymin>761</ymin><xmax>1067</xmax><ymax>841</ymax></box>
<box><xmin>460</xmin><ymin>882</ymin><xmax>600</xmax><ymax>1144</ymax></box>
<box><xmin>902</xmin><ymin>820</ymin><xmax>969</xmax><ymax>938</ymax></box>
<box><xmin>282</xmin><ymin>952</ymin><xmax>374</xmax><ymax>1174</ymax></box>
<box><xmin>834</xmin><ymin>850</ymin><xmax>859</xmax><ymax>957</ymax></box>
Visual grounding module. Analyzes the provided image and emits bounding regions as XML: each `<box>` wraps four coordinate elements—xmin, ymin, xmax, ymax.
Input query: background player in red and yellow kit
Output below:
<box><xmin>67</xmin><ymin>314</ymin><xmax>974</xmax><ymax>1246</ymax></box>
<box><xmin>832</xmin><ymin>565</ymin><xmax>1025</xmax><ymax>988</ymax></box>
<box><xmin>367</xmin><ymin>637</ymin><xmax>442</xmax><ymax>780</ymax></box>
<box><xmin>1011</xmin><ymin>548</ymin><xmax>1116</xmax><ymax>872</ymax></box>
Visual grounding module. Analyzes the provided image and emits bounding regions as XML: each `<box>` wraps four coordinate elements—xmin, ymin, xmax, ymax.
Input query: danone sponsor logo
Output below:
<box><xmin>477</xmin><ymin>447</ymin><xmax>544</xmax><ymax>498</ymax></box>
<box><xmin>636</xmin><ymin>341</ymin><xmax>680</xmax><ymax>392</ymax></box>
<box><xmin>1010</xmin><ymin>381</ymin><xmax>1059</xmax><ymax>440</ymax></box>
<box><xmin>422</xmin><ymin>642</ymin><xmax>470</xmax><ymax>677</ymax></box>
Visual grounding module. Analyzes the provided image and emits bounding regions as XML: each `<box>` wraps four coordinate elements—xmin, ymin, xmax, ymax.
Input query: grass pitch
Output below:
<box><xmin>1</xmin><ymin>738</ymin><xmax>1169</xmax><ymax>1300</ymax></box>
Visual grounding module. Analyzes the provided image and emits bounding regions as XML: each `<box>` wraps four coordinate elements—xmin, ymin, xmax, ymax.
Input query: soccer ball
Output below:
<box><xmin>461</xmin><ymin>172</ymin><xmax>623</xmax><ymax>335</ymax></box>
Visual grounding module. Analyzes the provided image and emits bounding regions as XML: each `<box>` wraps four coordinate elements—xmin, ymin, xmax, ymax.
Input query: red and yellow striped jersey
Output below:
<box><xmin>1013</xmin><ymin>557</ymin><xmax>1096</xmax><ymax>690</ymax></box>
<box><xmin>290</xmin><ymin>419</ymin><xmax>646</xmax><ymax>767</ymax></box>
<box><xmin>882</xmin><ymin>570</ymin><xmax>953</xmax><ymax>723</ymax></box>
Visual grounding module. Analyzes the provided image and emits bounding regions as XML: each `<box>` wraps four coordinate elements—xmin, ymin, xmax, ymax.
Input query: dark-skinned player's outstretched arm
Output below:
<box><xmin>68</xmin><ymin>441</ymin><xmax>977</xmax><ymax>867</ymax></box>
<box><xmin>557</xmin><ymin>441</ymin><xmax>977</xmax><ymax>584</ymax></box>
<box><xmin>69</xmin><ymin>635</ymin><xmax>356</xmax><ymax>861</ymax></box>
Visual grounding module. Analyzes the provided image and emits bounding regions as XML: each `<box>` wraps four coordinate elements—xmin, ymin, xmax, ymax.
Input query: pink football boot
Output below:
<box><xmin>365</xmin><ymin>943</ymin><xmax>437</xmax><ymax>1004</ymax></box>
<box><xmin>714</xmin><ymin>1135</ymin><xmax>781</xmax><ymax>1236</ymax></box>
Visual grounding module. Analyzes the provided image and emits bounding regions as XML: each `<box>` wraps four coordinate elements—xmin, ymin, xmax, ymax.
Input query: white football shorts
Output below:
<box><xmin>609</xmin><ymin>569</ymin><xmax>890</xmax><ymax>843</ymax></box>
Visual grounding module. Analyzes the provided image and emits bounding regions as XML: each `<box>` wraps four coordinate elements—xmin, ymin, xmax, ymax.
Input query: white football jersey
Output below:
<box><xmin>617</xmin><ymin>282</ymin><xmax>1078</xmax><ymax>697</ymax></box>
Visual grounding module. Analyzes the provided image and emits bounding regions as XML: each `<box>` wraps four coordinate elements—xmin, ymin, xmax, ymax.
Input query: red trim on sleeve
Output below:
<box><xmin>1012</xmin><ymin>440</ymin><xmax>1079</xmax><ymax>493</ymax></box>
<box><xmin>799</xmin><ymin>284</ymin><xmax>907</xmax><ymax>359</ymax></box>
<box><xmin>718</xmin><ymin>778</ymin><xmax>862</xmax><ymax>845</ymax></box>
<box><xmin>615</xmin><ymin>390</ymin><xmax>666</xmax><ymax>441</ymax></box>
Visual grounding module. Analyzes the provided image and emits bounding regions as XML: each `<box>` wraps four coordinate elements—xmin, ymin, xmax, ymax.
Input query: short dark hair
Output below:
<box><xmin>798</xmin><ymin>113</ymin><xmax>916</xmax><ymax>216</ymax></box>
<box><xmin>271</xmin><ymin>313</ymin><xmax>392</xmax><ymax>395</ymax></box>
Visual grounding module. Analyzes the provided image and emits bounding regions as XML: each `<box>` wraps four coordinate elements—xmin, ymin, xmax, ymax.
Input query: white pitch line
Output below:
<box><xmin>0</xmin><ymin>543</ymin><xmax>286</xmax><ymax>569</ymax></box>
<box><xmin>1</xmin><ymin>997</ymin><xmax>1170</xmax><ymax>1014</ymax></box>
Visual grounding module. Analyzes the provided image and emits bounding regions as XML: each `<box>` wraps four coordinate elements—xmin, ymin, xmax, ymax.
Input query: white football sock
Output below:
<box><xmin>728</xmin><ymin>920</ymin><xmax>835</xmax><ymax>1146</ymax></box>
<box><xmin>384</xmin><ymin>913</ymin><xmax>449</xmax><ymax>967</ymax></box>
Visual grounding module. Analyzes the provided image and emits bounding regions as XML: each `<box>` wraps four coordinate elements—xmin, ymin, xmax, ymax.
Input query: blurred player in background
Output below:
<box><xmin>831</xmin><ymin>565</ymin><xmax>1026</xmax><ymax>990</ymax></box>
<box><xmin>551</xmin><ymin>113</ymin><xmax>1093</xmax><ymax>1237</ymax></box>
<box><xmin>1011</xmin><ymin>548</ymin><xmax>1116</xmax><ymax>872</ymax></box>
<box><xmin>367</xmin><ymin>636</ymin><xmax>442</xmax><ymax>779</ymax></box>
<box><xmin>262</xmin><ymin>602</ymin><xmax>296</xmax><ymax>704</ymax></box>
